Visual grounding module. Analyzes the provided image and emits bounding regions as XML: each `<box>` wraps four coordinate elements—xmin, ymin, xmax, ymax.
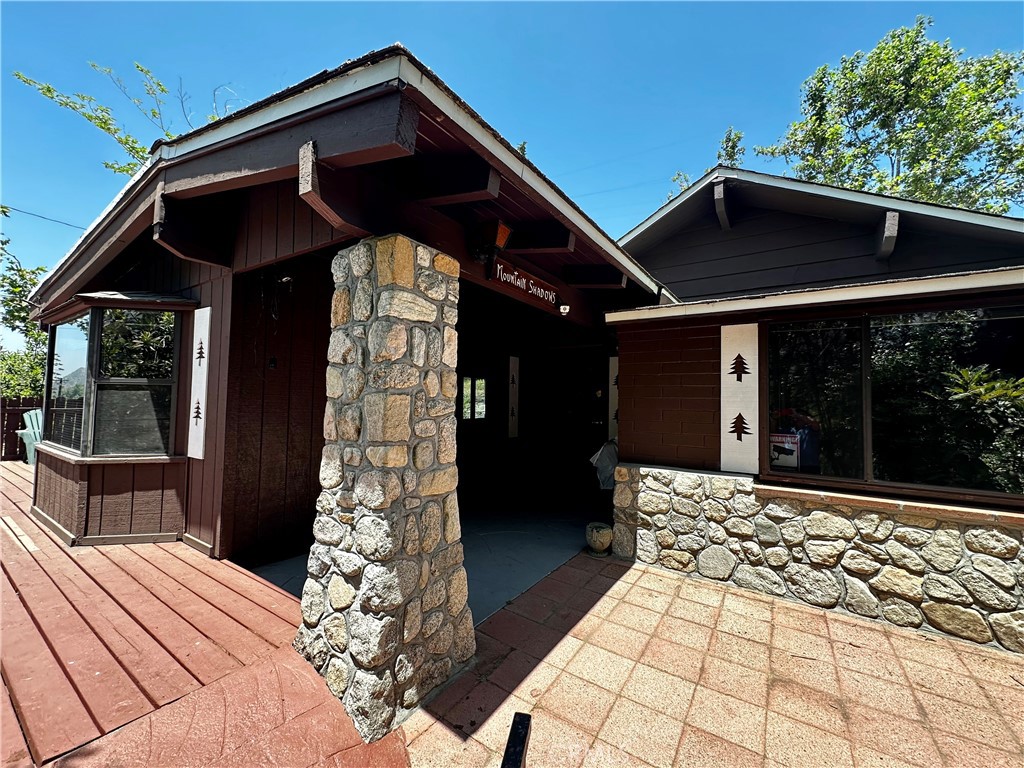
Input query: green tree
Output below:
<box><xmin>14</xmin><ymin>63</ymin><xmax>237</xmax><ymax>176</ymax></box>
<box><xmin>1</xmin><ymin>206</ymin><xmax>49</xmax><ymax>397</ymax></box>
<box><xmin>755</xmin><ymin>16</ymin><xmax>1024</xmax><ymax>214</ymax></box>
<box><xmin>717</xmin><ymin>127</ymin><xmax>746</xmax><ymax>167</ymax></box>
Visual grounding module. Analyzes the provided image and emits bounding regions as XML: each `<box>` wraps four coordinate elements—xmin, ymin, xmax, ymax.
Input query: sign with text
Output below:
<box><xmin>188</xmin><ymin>307</ymin><xmax>211</xmax><ymax>459</ymax></box>
<box><xmin>490</xmin><ymin>257</ymin><xmax>561</xmax><ymax>311</ymax></box>
<box><xmin>769</xmin><ymin>433</ymin><xmax>800</xmax><ymax>470</ymax></box>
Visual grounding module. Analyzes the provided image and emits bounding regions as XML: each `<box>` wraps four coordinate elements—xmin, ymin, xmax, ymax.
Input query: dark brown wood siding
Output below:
<box><xmin>233</xmin><ymin>181</ymin><xmax>352</xmax><ymax>273</ymax></box>
<box><xmin>34</xmin><ymin>450</ymin><xmax>88</xmax><ymax>536</ymax></box>
<box><xmin>617</xmin><ymin>321</ymin><xmax>721</xmax><ymax>469</ymax></box>
<box><xmin>221</xmin><ymin>253</ymin><xmax>333</xmax><ymax>562</ymax></box>
<box><xmin>638</xmin><ymin>209</ymin><xmax>1023</xmax><ymax>301</ymax></box>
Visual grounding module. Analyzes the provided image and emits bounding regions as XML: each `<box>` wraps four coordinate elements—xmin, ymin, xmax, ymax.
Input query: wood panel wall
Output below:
<box><xmin>617</xmin><ymin>321</ymin><xmax>721</xmax><ymax>470</ymax></box>
<box><xmin>34</xmin><ymin>450</ymin><xmax>88</xmax><ymax>537</ymax></box>
<box><xmin>637</xmin><ymin>209</ymin><xmax>1023</xmax><ymax>301</ymax></box>
<box><xmin>233</xmin><ymin>181</ymin><xmax>352</xmax><ymax>273</ymax></box>
<box><xmin>221</xmin><ymin>254</ymin><xmax>333</xmax><ymax>562</ymax></box>
<box><xmin>83</xmin><ymin>462</ymin><xmax>186</xmax><ymax>538</ymax></box>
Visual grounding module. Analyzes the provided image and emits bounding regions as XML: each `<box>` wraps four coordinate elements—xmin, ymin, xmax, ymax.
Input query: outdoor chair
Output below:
<box><xmin>16</xmin><ymin>408</ymin><xmax>42</xmax><ymax>465</ymax></box>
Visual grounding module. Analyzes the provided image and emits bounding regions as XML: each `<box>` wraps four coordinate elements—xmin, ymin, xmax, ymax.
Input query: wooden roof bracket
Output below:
<box><xmin>152</xmin><ymin>179</ymin><xmax>232</xmax><ymax>270</ymax></box>
<box><xmin>875</xmin><ymin>210</ymin><xmax>899</xmax><ymax>261</ymax></box>
<box><xmin>298</xmin><ymin>140</ymin><xmax>372</xmax><ymax>238</ymax></box>
<box><xmin>713</xmin><ymin>178</ymin><xmax>731</xmax><ymax>230</ymax></box>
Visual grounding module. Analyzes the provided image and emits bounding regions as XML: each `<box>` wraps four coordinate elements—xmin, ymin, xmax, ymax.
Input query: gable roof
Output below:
<box><xmin>31</xmin><ymin>45</ymin><xmax>661</xmax><ymax>311</ymax></box>
<box><xmin>620</xmin><ymin>166</ymin><xmax>1024</xmax><ymax>254</ymax></box>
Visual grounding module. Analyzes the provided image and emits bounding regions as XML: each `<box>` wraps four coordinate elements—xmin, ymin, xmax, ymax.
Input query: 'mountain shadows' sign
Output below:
<box><xmin>489</xmin><ymin>256</ymin><xmax>561</xmax><ymax>311</ymax></box>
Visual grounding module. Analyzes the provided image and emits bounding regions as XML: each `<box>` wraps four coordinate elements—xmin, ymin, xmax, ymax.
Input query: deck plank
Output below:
<box><xmin>100</xmin><ymin>545</ymin><xmax>277</xmax><ymax>666</ymax></box>
<box><xmin>1</xmin><ymin>526</ymin><xmax>155</xmax><ymax>734</ymax></box>
<box><xmin>2</xmin><ymin>678</ymin><xmax>34</xmax><ymax>768</ymax></box>
<box><xmin>160</xmin><ymin>543</ymin><xmax>301</xmax><ymax>626</ymax></box>
<box><xmin>1</xmin><ymin>512</ymin><xmax>202</xmax><ymax>707</ymax></box>
<box><xmin>0</xmin><ymin>573</ymin><xmax>101</xmax><ymax>764</ymax></box>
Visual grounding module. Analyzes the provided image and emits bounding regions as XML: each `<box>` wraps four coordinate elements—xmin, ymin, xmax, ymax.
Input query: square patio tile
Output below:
<box><xmin>598</xmin><ymin>697</ymin><xmax>684</xmax><ymax>768</ymax></box>
<box><xmin>836</xmin><ymin>667</ymin><xmax>920</xmax><ymax>720</ymax></box>
<box><xmin>976</xmin><ymin>680</ymin><xmax>1024</xmax><ymax>744</ymax></box>
<box><xmin>955</xmin><ymin>648</ymin><xmax>1024</xmax><ymax>687</ymax></box>
<box><xmin>486</xmin><ymin>650</ymin><xmax>556</xmax><ymax>700</ymax></box>
<box><xmin>623</xmin><ymin>585</ymin><xmax>673</xmax><ymax>613</ymax></box>
<box><xmin>676</xmin><ymin>579</ymin><xmax>726</xmax><ymax>608</ymax></box>
<box><xmin>767</xmin><ymin>679</ymin><xmax>848</xmax><ymax>737</ymax></box>
<box><xmin>722</xmin><ymin>593</ymin><xmax>773</xmax><ymax>622</ymax></box>
<box><xmin>539</xmin><ymin>634</ymin><xmax>584</xmax><ymax>670</ymax></box>
<box><xmin>772</xmin><ymin>603</ymin><xmax>829</xmax><ymax>636</ymax></box>
<box><xmin>932</xmin><ymin>730</ymin><xmax>1024</xmax><ymax>768</ymax></box>
<box><xmin>524</xmin><ymin>710</ymin><xmax>593</xmax><ymax>768</ymax></box>
<box><xmin>886</xmin><ymin>632</ymin><xmax>967</xmax><ymax>673</ymax></box>
<box><xmin>765</xmin><ymin>711</ymin><xmax>854</xmax><ymax>768</ymax></box>
<box><xmin>656</xmin><ymin>615</ymin><xmax>713</xmax><ymax>651</ymax></box>
<box><xmin>536</xmin><ymin>672</ymin><xmax>615</xmax><ymax>736</ymax></box>
<box><xmin>685</xmin><ymin>686</ymin><xmax>765</xmax><ymax>754</ymax></box>
<box><xmin>461</xmin><ymin>691</ymin><xmax>533</xmax><ymax>754</ymax></box>
<box><xmin>846</xmin><ymin>704</ymin><xmax>942</xmax><ymax>767</ymax></box>
<box><xmin>668</xmin><ymin>597</ymin><xmax>719</xmax><ymax>627</ymax></box>
<box><xmin>635</xmin><ymin>570</ymin><xmax>682</xmax><ymax>596</ymax></box>
<box><xmin>716</xmin><ymin>611</ymin><xmax>771</xmax><ymax>644</ymax></box>
<box><xmin>566</xmin><ymin>643</ymin><xmax>636</xmax><ymax>693</ymax></box>
<box><xmin>588</xmin><ymin>619</ymin><xmax>650</xmax><ymax>662</ymax></box>
<box><xmin>608</xmin><ymin>601</ymin><xmax>663</xmax><ymax>634</ymax></box>
<box><xmin>443</xmin><ymin>682</ymin><xmax>509</xmax><ymax>734</ymax></box>
<box><xmin>900</xmin><ymin>658</ymin><xmax>986</xmax><ymax>703</ymax></box>
<box><xmin>827</xmin><ymin>614</ymin><xmax>893</xmax><ymax>652</ymax></box>
<box><xmin>621</xmin><ymin>662</ymin><xmax>695</xmax><ymax>718</ymax></box>
<box><xmin>585</xmin><ymin>574</ymin><xmax>631</xmax><ymax>599</ymax></box>
<box><xmin>543</xmin><ymin>606</ymin><xmax>589</xmax><ymax>636</ymax></box>
<box><xmin>850</xmin><ymin>745</ymin><xmax>921</xmax><ymax>768</ymax></box>
<box><xmin>675</xmin><ymin>725</ymin><xmax>765</xmax><ymax>768</ymax></box>
<box><xmin>506</xmin><ymin>592</ymin><xmax>558</xmax><ymax>624</ymax></box>
<box><xmin>700</xmin><ymin>656</ymin><xmax>768</xmax><ymax>707</ymax></box>
<box><xmin>549</xmin><ymin>564</ymin><xmax>593</xmax><ymax>588</ymax></box>
<box><xmin>770</xmin><ymin>648</ymin><xmax>839</xmax><ymax>694</ymax></box>
<box><xmin>639</xmin><ymin>637</ymin><xmax>705</xmax><ymax>683</ymax></box>
<box><xmin>407</xmin><ymin>721</ymin><xmax>493</xmax><ymax>768</ymax></box>
<box><xmin>711</xmin><ymin>630</ymin><xmax>770</xmax><ymax>673</ymax></box>
<box><xmin>915</xmin><ymin>690</ymin><xmax>1017</xmax><ymax>751</ymax></box>
<box><xmin>833</xmin><ymin>643</ymin><xmax>905</xmax><ymax>684</ymax></box>
<box><xmin>582</xmin><ymin>739</ymin><xmax>656</xmax><ymax>768</ymax></box>
<box><xmin>771</xmin><ymin>625</ymin><xmax>833</xmax><ymax>661</ymax></box>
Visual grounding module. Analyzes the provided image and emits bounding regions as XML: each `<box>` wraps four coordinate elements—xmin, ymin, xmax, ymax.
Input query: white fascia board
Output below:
<box><xmin>606</xmin><ymin>267</ymin><xmax>1024</xmax><ymax>324</ymax></box>
<box><xmin>155</xmin><ymin>57</ymin><xmax>405</xmax><ymax>161</ymax></box>
<box><xmin>618</xmin><ymin>168</ymin><xmax>725</xmax><ymax>247</ymax></box>
<box><xmin>394</xmin><ymin>58</ymin><xmax>661</xmax><ymax>296</ymax></box>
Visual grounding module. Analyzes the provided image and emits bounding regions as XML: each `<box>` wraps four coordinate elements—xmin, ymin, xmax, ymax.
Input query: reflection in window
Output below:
<box><xmin>767</xmin><ymin>319</ymin><xmax>864</xmax><ymax>479</ymax></box>
<box><xmin>461</xmin><ymin>376</ymin><xmax>486</xmax><ymax>420</ymax></box>
<box><xmin>93</xmin><ymin>309</ymin><xmax>176</xmax><ymax>455</ymax></box>
<box><xmin>871</xmin><ymin>308</ymin><xmax>1024</xmax><ymax>494</ymax></box>
<box><xmin>45</xmin><ymin>314</ymin><xmax>90</xmax><ymax>451</ymax></box>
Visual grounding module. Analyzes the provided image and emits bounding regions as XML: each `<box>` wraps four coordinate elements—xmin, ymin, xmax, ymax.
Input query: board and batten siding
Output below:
<box><xmin>638</xmin><ymin>209</ymin><xmax>1024</xmax><ymax>301</ymax></box>
<box><xmin>616</xmin><ymin>321</ymin><xmax>721</xmax><ymax>470</ymax></box>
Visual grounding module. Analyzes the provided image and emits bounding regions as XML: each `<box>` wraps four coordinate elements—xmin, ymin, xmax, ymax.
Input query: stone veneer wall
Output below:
<box><xmin>613</xmin><ymin>465</ymin><xmax>1024</xmax><ymax>654</ymax></box>
<box><xmin>294</xmin><ymin>234</ymin><xmax>475</xmax><ymax>742</ymax></box>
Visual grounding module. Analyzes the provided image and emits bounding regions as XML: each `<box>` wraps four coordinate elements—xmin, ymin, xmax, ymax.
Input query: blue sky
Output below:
<box><xmin>2</xmin><ymin>2</ymin><xmax>1022</xmax><ymax>321</ymax></box>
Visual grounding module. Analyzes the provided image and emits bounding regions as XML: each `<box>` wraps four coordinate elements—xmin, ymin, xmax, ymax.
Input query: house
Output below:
<box><xmin>27</xmin><ymin>48</ymin><xmax>1024</xmax><ymax>742</ymax></box>
<box><xmin>608</xmin><ymin>167</ymin><xmax>1024</xmax><ymax>653</ymax></box>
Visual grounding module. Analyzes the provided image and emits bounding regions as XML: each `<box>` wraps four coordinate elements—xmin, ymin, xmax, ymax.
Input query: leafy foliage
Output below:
<box><xmin>755</xmin><ymin>17</ymin><xmax>1024</xmax><ymax>214</ymax></box>
<box><xmin>98</xmin><ymin>309</ymin><xmax>176</xmax><ymax>379</ymax></box>
<box><xmin>1</xmin><ymin>206</ymin><xmax>49</xmax><ymax>398</ymax></box>
<box><xmin>717</xmin><ymin>127</ymin><xmax>746</xmax><ymax>167</ymax></box>
<box><xmin>14</xmin><ymin>63</ymin><xmax>239</xmax><ymax>176</ymax></box>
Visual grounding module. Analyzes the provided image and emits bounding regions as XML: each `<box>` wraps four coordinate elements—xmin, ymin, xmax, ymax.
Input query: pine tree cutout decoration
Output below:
<box><xmin>730</xmin><ymin>412</ymin><xmax>751</xmax><ymax>441</ymax></box>
<box><xmin>730</xmin><ymin>353</ymin><xmax>750</xmax><ymax>382</ymax></box>
<box><xmin>196</xmin><ymin>339</ymin><xmax>206</xmax><ymax>366</ymax></box>
<box><xmin>193</xmin><ymin>399</ymin><xmax>203</xmax><ymax>426</ymax></box>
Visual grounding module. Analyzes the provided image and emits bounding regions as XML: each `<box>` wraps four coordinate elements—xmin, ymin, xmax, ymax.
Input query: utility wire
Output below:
<box><xmin>3</xmin><ymin>206</ymin><xmax>86</xmax><ymax>230</ymax></box>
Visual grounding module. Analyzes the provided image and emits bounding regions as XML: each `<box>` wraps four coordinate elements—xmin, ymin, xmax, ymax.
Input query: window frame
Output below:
<box><xmin>42</xmin><ymin>306</ymin><xmax>182</xmax><ymax>458</ymax></box>
<box><xmin>757</xmin><ymin>294</ymin><xmax>1024</xmax><ymax>511</ymax></box>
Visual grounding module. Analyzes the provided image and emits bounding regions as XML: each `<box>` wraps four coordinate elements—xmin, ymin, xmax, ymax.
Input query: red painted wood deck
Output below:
<box><xmin>0</xmin><ymin>461</ymin><xmax>409</xmax><ymax>767</ymax></box>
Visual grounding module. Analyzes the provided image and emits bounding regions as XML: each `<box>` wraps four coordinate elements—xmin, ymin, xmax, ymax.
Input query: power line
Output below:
<box><xmin>3</xmin><ymin>206</ymin><xmax>86</xmax><ymax>230</ymax></box>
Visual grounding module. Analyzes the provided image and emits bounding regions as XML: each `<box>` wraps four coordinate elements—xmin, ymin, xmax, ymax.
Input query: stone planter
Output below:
<box><xmin>586</xmin><ymin>522</ymin><xmax>613</xmax><ymax>557</ymax></box>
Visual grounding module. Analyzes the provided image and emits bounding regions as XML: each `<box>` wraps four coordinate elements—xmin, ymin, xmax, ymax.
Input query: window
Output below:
<box><xmin>461</xmin><ymin>376</ymin><xmax>486</xmax><ymax>419</ymax></box>
<box><xmin>43</xmin><ymin>307</ymin><xmax>180</xmax><ymax>456</ymax></box>
<box><xmin>45</xmin><ymin>313</ymin><xmax>90</xmax><ymax>451</ymax></box>
<box><xmin>766</xmin><ymin>305</ymin><xmax>1024</xmax><ymax>497</ymax></box>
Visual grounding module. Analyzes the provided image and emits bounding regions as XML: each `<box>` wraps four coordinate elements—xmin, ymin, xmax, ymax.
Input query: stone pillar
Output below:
<box><xmin>294</xmin><ymin>234</ymin><xmax>475</xmax><ymax>742</ymax></box>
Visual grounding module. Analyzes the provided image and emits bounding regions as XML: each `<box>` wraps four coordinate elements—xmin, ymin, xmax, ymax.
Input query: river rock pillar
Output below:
<box><xmin>294</xmin><ymin>234</ymin><xmax>474</xmax><ymax>742</ymax></box>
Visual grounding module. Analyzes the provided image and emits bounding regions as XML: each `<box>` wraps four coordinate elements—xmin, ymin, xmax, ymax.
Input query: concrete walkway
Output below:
<box><xmin>403</xmin><ymin>553</ymin><xmax>1024</xmax><ymax>768</ymax></box>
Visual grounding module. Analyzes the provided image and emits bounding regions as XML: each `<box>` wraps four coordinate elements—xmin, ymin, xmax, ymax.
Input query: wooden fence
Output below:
<box><xmin>1</xmin><ymin>397</ymin><xmax>43</xmax><ymax>461</ymax></box>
